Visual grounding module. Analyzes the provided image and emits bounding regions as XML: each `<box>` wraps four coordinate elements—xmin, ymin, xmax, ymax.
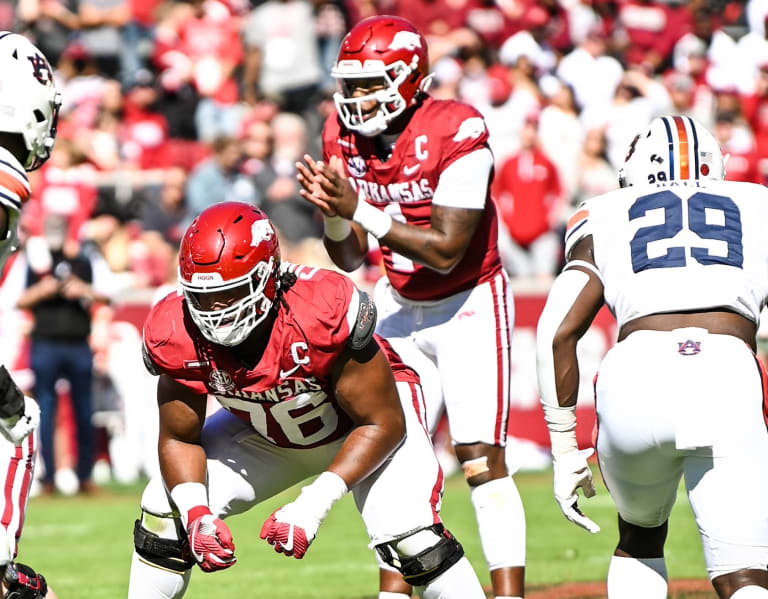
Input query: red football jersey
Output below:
<box><xmin>142</xmin><ymin>265</ymin><xmax>419</xmax><ymax>449</ymax></box>
<box><xmin>322</xmin><ymin>96</ymin><xmax>502</xmax><ymax>301</ymax></box>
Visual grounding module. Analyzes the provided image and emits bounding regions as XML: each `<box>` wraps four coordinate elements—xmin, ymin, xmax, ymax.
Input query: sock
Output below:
<box><xmin>470</xmin><ymin>477</ymin><xmax>526</xmax><ymax>570</ymax></box>
<box><xmin>731</xmin><ymin>587</ymin><xmax>768</xmax><ymax>598</ymax></box>
<box><xmin>378</xmin><ymin>593</ymin><xmax>411</xmax><ymax>599</ymax></box>
<box><xmin>420</xmin><ymin>556</ymin><xmax>486</xmax><ymax>599</ymax></box>
<box><xmin>607</xmin><ymin>555</ymin><xmax>667</xmax><ymax>599</ymax></box>
<box><xmin>127</xmin><ymin>551</ymin><xmax>191</xmax><ymax>599</ymax></box>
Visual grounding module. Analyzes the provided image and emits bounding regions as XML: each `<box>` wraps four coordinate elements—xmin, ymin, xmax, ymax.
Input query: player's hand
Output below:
<box><xmin>259</xmin><ymin>503</ymin><xmax>321</xmax><ymax>559</ymax></box>
<box><xmin>552</xmin><ymin>448</ymin><xmax>600</xmax><ymax>533</ymax></box>
<box><xmin>4</xmin><ymin>561</ymin><xmax>48</xmax><ymax>599</ymax></box>
<box><xmin>186</xmin><ymin>507</ymin><xmax>236</xmax><ymax>572</ymax></box>
<box><xmin>0</xmin><ymin>396</ymin><xmax>40</xmax><ymax>445</ymax></box>
<box><xmin>297</xmin><ymin>154</ymin><xmax>358</xmax><ymax>219</ymax></box>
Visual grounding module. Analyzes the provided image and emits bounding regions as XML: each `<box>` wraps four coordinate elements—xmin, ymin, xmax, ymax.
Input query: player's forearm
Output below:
<box><xmin>158</xmin><ymin>437</ymin><xmax>208</xmax><ymax>491</ymax></box>
<box><xmin>381</xmin><ymin>220</ymin><xmax>465</xmax><ymax>273</ymax></box>
<box><xmin>323</xmin><ymin>234</ymin><xmax>366</xmax><ymax>272</ymax></box>
<box><xmin>325</xmin><ymin>422</ymin><xmax>404</xmax><ymax>488</ymax></box>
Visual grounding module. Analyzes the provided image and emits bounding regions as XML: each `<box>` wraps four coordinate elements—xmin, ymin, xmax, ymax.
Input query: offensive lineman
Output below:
<box><xmin>298</xmin><ymin>15</ymin><xmax>525</xmax><ymax>599</ymax></box>
<box><xmin>0</xmin><ymin>32</ymin><xmax>61</xmax><ymax>599</ymax></box>
<box><xmin>127</xmin><ymin>202</ymin><xmax>486</xmax><ymax>599</ymax></box>
<box><xmin>536</xmin><ymin>115</ymin><xmax>768</xmax><ymax>598</ymax></box>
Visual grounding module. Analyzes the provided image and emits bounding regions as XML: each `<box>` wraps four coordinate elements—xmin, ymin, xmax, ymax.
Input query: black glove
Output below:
<box><xmin>4</xmin><ymin>562</ymin><xmax>47</xmax><ymax>598</ymax></box>
<box><xmin>0</xmin><ymin>366</ymin><xmax>24</xmax><ymax>421</ymax></box>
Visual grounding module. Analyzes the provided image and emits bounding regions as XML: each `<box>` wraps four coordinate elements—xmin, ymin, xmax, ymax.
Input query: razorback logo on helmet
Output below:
<box><xmin>389</xmin><ymin>30</ymin><xmax>422</xmax><ymax>51</ymax></box>
<box><xmin>250</xmin><ymin>219</ymin><xmax>274</xmax><ymax>246</ymax></box>
<box><xmin>27</xmin><ymin>53</ymin><xmax>52</xmax><ymax>85</ymax></box>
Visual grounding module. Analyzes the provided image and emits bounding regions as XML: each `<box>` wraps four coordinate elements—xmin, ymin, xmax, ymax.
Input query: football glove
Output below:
<box><xmin>0</xmin><ymin>396</ymin><xmax>39</xmax><ymax>445</ymax></box>
<box><xmin>553</xmin><ymin>447</ymin><xmax>600</xmax><ymax>534</ymax></box>
<box><xmin>4</xmin><ymin>562</ymin><xmax>47</xmax><ymax>599</ymax></box>
<box><xmin>0</xmin><ymin>366</ymin><xmax>25</xmax><ymax>420</ymax></box>
<box><xmin>186</xmin><ymin>507</ymin><xmax>236</xmax><ymax>572</ymax></box>
<box><xmin>259</xmin><ymin>471</ymin><xmax>347</xmax><ymax>559</ymax></box>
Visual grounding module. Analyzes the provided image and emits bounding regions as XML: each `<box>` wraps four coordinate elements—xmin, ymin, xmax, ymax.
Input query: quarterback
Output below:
<box><xmin>298</xmin><ymin>15</ymin><xmax>525</xmax><ymax>599</ymax></box>
<box><xmin>536</xmin><ymin>115</ymin><xmax>768</xmax><ymax>598</ymax></box>
<box><xmin>0</xmin><ymin>32</ymin><xmax>60</xmax><ymax>599</ymax></box>
<box><xmin>127</xmin><ymin>202</ymin><xmax>485</xmax><ymax>599</ymax></box>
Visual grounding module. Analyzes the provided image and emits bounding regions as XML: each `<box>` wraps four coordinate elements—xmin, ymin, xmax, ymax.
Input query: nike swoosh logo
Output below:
<box><xmin>282</xmin><ymin>523</ymin><xmax>294</xmax><ymax>552</ymax></box>
<box><xmin>403</xmin><ymin>163</ymin><xmax>419</xmax><ymax>176</ymax></box>
<box><xmin>279</xmin><ymin>364</ymin><xmax>300</xmax><ymax>379</ymax></box>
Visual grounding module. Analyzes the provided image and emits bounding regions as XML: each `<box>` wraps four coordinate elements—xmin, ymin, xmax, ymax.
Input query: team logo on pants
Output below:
<box><xmin>677</xmin><ymin>340</ymin><xmax>702</xmax><ymax>356</ymax></box>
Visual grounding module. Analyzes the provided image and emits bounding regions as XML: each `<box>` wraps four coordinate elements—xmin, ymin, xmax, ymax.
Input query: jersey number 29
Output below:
<box><xmin>629</xmin><ymin>190</ymin><xmax>743</xmax><ymax>273</ymax></box>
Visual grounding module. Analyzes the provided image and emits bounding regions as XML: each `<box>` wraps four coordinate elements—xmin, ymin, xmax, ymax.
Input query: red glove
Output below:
<box><xmin>259</xmin><ymin>508</ymin><xmax>315</xmax><ymax>559</ymax></box>
<box><xmin>259</xmin><ymin>471</ymin><xmax>348</xmax><ymax>559</ymax></box>
<box><xmin>186</xmin><ymin>506</ymin><xmax>236</xmax><ymax>572</ymax></box>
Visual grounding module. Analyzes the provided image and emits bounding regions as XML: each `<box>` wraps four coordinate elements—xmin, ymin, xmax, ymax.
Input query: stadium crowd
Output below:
<box><xmin>0</xmin><ymin>0</ymin><xmax>764</xmax><ymax>493</ymax></box>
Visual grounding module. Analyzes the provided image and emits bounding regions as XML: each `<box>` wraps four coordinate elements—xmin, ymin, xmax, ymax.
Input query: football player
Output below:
<box><xmin>127</xmin><ymin>202</ymin><xmax>486</xmax><ymax>599</ymax></box>
<box><xmin>536</xmin><ymin>115</ymin><xmax>768</xmax><ymax>598</ymax></box>
<box><xmin>0</xmin><ymin>32</ymin><xmax>60</xmax><ymax>599</ymax></box>
<box><xmin>297</xmin><ymin>15</ymin><xmax>525</xmax><ymax>599</ymax></box>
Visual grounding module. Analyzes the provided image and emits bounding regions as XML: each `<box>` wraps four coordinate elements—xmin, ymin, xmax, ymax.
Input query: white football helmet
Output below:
<box><xmin>0</xmin><ymin>32</ymin><xmax>61</xmax><ymax>170</ymax></box>
<box><xmin>618</xmin><ymin>115</ymin><xmax>725</xmax><ymax>188</ymax></box>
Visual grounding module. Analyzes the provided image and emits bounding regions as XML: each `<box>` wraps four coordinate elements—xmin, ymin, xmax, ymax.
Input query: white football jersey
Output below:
<box><xmin>564</xmin><ymin>179</ymin><xmax>768</xmax><ymax>328</ymax></box>
<box><xmin>0</xmin><ymin>146</ymin><xmax>30</xmax><ymax>272</ymax></box>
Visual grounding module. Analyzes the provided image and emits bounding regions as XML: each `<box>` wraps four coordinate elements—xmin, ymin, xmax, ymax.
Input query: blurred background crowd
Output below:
<box><xmin>0</xmin><ymin>0</ymin><xmax>764</xmax><ymax>493</ymax></box>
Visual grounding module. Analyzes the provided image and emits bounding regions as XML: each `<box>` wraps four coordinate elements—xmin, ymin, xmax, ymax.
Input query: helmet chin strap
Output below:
<box><xmin>357</xmin><ymin>113</ymin><xmax>390</xmax><ymax>137</ymax></box>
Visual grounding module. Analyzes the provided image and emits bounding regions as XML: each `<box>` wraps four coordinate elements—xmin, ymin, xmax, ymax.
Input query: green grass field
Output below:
<box><xmin>17</xmin><ymin>469</ymin><xmax>710</xmax><ymax>599</ymax></box>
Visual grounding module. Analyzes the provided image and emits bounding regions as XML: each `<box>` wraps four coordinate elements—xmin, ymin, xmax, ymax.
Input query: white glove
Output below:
<box><xmin>0</xmin><ymin>397</ymin><xmax>40</xmax><ymax>445</ymax></box>
<box><xmin>553</xmin><ymin>447</ymin><xmax>600</xmax><ymax>533</ymax></box>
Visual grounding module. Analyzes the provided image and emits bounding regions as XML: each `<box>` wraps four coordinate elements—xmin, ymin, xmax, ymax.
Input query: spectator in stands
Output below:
<box><xmin>242</xmin><ymin>0</ymin><xmax>322</xmax><ymax>115</ymax></box>
<box><xmin>617</xmin><ymin>0</ymin><xmax>690</xmax><ymax>73</ymax></box>
<box><xmin>583</xmin><ymin>68</ymin><xmax>670</xmax><ymax>168</ymax></box>
<box><xmin>742</xmin><ymin>62</ymin><xmax>768</xmax><ymax>161</ymax></box>
<box><xmin>119</xmin><ymin>69</ymin><xmax>171</xmax><ymax>170</ymax></box>
<box><xmin>17</xmin><ymin>0</ymin><xmax>80</xmax><ymax>66</ymax></box>
<box><xmin>493</xmin><ymin>113</ymin><xmax>563</xmax><ymax>279</ymax></box>
<box><xmin>17</xmin><ymin>214</ymin><xmax>113</xmax><ymax>495</ymax></box>
<box><xmin>673</xmin><ymin>5</ymin><xmax>740</xmax><ymax>94</ymax></box>
<box><xmin>77</xmin><ymin>0</ymin><xmax>131</xmax><ymax>79</ymax></box>
<box><xmin>556</xmin><ymin>25</ymin><xmax>623</xmax><ymax>114</ymax></box>
<box><xmin>572</xmin><ymin>127</ymin><xmax>616</xmax><ymax>206</ymax></box>
<box><xmin>714</xmin><ymin>110</ymin><xmax>762</xmax><ymax>184</ymax></box>
<box><xmin>538</xmin><ymin>82</ymin><xmax>584</xmax><ymax>203</ymax></box>
<box><xmin>185</xmin><ymin>136</ymin><xmax>258</xmax><ymax>218</ymax></box>
<box><xmin>135</xmin><ymin>167</ymin><xmax>188</xmax><ymax>287</ymax></box>
<box><xmin>257</xmin><ymin>112</ymin><xmax>320</xmax><ymax>245</ymax></box>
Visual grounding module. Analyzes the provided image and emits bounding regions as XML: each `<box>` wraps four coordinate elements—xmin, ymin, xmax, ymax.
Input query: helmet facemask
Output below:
<box><xmin>333</xmin><ymin>57</ymin><xmax>424</xmax><ymax>137</ymax></box>
<box><xmin>181</xmin><ymin>256</ymin><xmax>276</xmax><ymax>347</ymax></box>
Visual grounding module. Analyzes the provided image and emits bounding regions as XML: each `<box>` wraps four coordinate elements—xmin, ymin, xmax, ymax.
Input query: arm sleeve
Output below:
<box><xmin>432</xmin><ymin>148</ymin><xmax>493</xmax><ymax>210</ymax></box>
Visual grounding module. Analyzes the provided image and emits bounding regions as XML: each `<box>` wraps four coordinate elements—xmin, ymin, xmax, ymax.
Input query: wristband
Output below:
<box><xmin>170</xmin><ymin>482</ymin><xmax>209</xmax><ymax>526</ymax></box>
<box><xmin>323</xmin><ymin>215</ymin><xmax>352</xmax><ymax>241</ymax></box>
<box><xmin>543</xmin><ymin>403</ymin><xmax>579</xmax><ymax>459</ymax></box>
<box><xmin>352</xmin><ymin>200</ymin><xmax>392</xmax><ymax>239</ymax></box>
<box><xmin>297</xmin><ymin>471</ymin><xmax>348</xmax><ymax>521</ymax></box>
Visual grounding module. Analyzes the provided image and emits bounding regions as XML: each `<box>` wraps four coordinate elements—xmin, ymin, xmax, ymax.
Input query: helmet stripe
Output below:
<box><xmin>661</xmin><ymin>117</ymin><xmax>675</xmax><ymax>180</ymax></box>
<box><xmin>672</xmin><ymin>116</ymin><xmax>689</xmax><ymax>179</ymax></box>
<box><xmin>686</xmin><ymin>116</ymin><xmax>700</xmax><ymax>179</ymax></box>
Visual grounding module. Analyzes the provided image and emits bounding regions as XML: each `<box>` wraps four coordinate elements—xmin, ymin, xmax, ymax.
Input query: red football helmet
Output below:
<box><xmin>178</xmin><ymin>202</ymin><xmax>280</xmax><ymax>346</ymax></box>
<box><xmin>332</xmin><ymin>15</ymin><xmax>430</xmax><ymax>136</ymax></box>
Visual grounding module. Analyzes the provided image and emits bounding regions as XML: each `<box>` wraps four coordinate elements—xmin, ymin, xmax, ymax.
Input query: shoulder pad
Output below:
<box><xmin>564</xmin><ymin>205</ymin><xmax>591</xmax><ymax>260</ymax></box>
<box><xmin>347</xmin><ymin>290</ymin><xmax>377</xmax><ymax>351</ymax></box>
<box><xmin>142</xmin><ymin>342</ymin><xmax>161</xmax><ymax>376</ymax></box>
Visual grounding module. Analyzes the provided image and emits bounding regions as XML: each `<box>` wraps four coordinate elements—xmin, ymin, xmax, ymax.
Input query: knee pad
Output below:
<box><xmin>133</xmin><ymin>512</ymin><xmax>194</xmax><ymax>573</ymax></box>
<box><xmin>374</xmin><ymin>524</ymin><xmax>464</xmax><ymax>587</ymax></box>
<box><xmin>133</xmin><ymin>478</ymin><xmax>194</xmax><ymax>573</ymax></box>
